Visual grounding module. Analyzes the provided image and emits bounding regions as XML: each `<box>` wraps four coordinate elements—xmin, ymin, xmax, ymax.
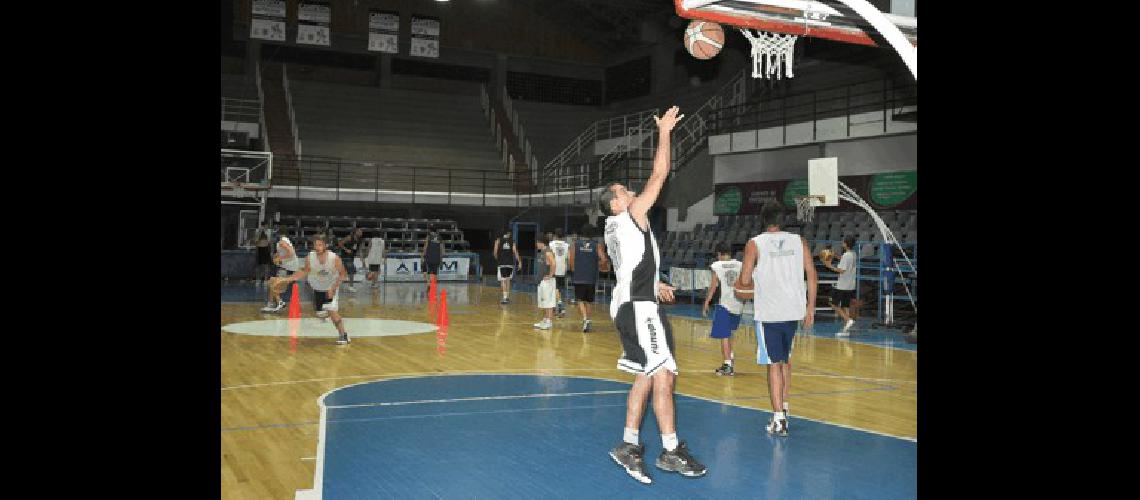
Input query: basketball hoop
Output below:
<box><xmin>740</xmin><ymin>29</ymin><xmax>798</xmax><ymax>79</ymax></box>
<box><xmin>795</xmin><ymin>195</ymin><xmax>825</xmax><ymax>222</ymax></box>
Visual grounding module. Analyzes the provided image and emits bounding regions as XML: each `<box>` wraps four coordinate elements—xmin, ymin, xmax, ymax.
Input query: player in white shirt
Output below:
<box><xmin>702</xmin><ymin>243</ymin><xmax>744</xmax><ymax>376</ymax></box>
<box><xmin>281</xmin><ymin>234</ymin><xmax>351</xmax><ymax>345</ymax></box>
<box><xmin>363</xmin><ymin>233</ymin><xmax>386</xmax><ymax>289</ymax></box>
<box><xmin>262</xmin><ymin>234</ymin><xmax>301</xmax><ymax>313</ymax></box>
<box><xmin>600</xmin><ymin>106</ymin><xmax>707</xmax><ymax>484</ymax></box>
<box><xmin>735</xmin><ymin>203</ymin><xmax>818</xmax><ymax>436</ymax></box>
<box><xmin>548</xmin><ymin>228</ymin><xmax>570</xmax><ymax>317</ymax></box>
<box><xmin>821</xmin><ymin>236</ymin><xmax>857</xmax><ymax>336</ymax></box>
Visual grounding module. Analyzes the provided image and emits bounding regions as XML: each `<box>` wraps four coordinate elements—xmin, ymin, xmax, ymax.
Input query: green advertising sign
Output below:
<box><xmin>782</xmin><ymin>179</ymin><xmax>809</xmax><ymax>207</ymax></box>
<box><xmin>715</xmin><ymin>186</ymin><xmax>743</xmax><ymax>215</ymax></box>
<box><xmin>869</xmin><ymin>171</ymin><xmax>917</xmax><ymax>207</ymax></box>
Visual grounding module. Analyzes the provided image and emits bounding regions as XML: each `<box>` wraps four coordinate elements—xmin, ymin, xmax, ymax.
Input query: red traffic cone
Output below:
<box><xmin>436</xmin><ymin>326</ymin><xmax>447</xmax><ymax>357</ymax></box>
<box><xmin>288</xmin><ymin>283</ymin><xmax>302</xmax><ymax>319</ymax></box>
<box><xmin>438</xmin><ymin>289</ymin><xmax>449</xmax><ymax>327</ymax></box>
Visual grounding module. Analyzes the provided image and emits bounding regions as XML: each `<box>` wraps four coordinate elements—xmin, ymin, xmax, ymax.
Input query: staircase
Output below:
<box><xmin>259</xmin><ymin>63</ymin><xmax>297</xmax><ymax>158</ymax></box>
<box><xmin>480</xmin><ymin>85</ymin><xmax>534</xmax><ymax>193</ymax></box>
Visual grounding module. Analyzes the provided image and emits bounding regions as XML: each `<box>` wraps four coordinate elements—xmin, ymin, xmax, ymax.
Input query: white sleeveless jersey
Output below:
<box><xmin>277</xmin><ymin>238</ymin><xmax>300</xmax><ymax>272</ymax></box>
<box><xmin>751</xmin><ymin>232</ymin><xmax>806</xmax><ymax>322</ymax></box>
<box><xmin>605</xmin><ymin>212</ymin><xmax>661</xmax><ymax>319</ymax></box>
<box><xmin>364</xmin><ymin>237</ymin><xmax>385</xmax><ymax>265</ymax></box>
<box><xmin>710</xmin><ymin>259</ymin><xmax>744</xmax><ymax>315</ymax></box>
<box><xmin>307</xmin><ymin>251</ymin><xmax>341</xmax><ymax>291</ymax></box>
<box><xmin>549</xmin><ymin>240</ymin><xmax>570</xmax><ymax>276</ymax></box>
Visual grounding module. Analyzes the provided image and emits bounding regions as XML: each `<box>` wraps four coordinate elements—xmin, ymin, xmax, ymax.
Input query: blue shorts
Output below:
<box><xmin>756</xmin><ymin>320</ymin><xmax>798</xmax><ymax>364</ymax></box>
<box><xmin>709</xmin><ymin>305</ymin><xmax>742</xmax><ymax>339</ymax></box>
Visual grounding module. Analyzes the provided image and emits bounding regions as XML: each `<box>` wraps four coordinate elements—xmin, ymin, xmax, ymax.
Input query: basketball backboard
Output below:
<box><xmin>808</xmin><ymin>157</ymin><xmax>838</xmax><ymax>207</ymax></box>
<box><xmin>674</xmin><ymin>0</ymin><xmax>917</xmax><ymax>48</ymax></box>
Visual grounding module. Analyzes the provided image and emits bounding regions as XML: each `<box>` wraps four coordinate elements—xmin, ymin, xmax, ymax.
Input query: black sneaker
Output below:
<box><xmin>655</xmin><ymin>441</ymin><xmax>707</xmax><ymax>477</ymax></box>
<box><xmin>714</xmin><ymin>363</ymin><xmax>734</xmax><ymax>376</ymax></box>
<box><xmin>582</xmin><ymin>320</ymin><xmax>592</xmax><ymax>333</ymax></box>
<box><xmin>765</xmin><ymin>418</ymin><xmax>788</xmax><ymax>437</ymax></box>
<box><xmin>609</xmin><ymin>442</ymin><xmax>652</xmax><ymax>484</ymax></box>
<box><xmin>336</xmin><ymin>333</ymin><xmax>350</xmax><ymax>345</ymax></box>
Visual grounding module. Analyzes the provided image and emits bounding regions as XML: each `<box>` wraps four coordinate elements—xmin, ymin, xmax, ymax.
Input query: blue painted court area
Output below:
<box><xmin>314</xmin><ymin>375</ymin><xmax>915</xmax><ymax>499</ymax></box>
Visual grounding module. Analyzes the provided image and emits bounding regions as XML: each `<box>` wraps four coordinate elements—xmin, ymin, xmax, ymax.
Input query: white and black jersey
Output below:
<box><xmin>604</xmin><ymin>211</ymin><xmax>662</xmax><ymax>319</ymax></box>
<box><xmin>605</xmin><ymin>211</ymin><xmax>675</xmax><ymax>377</ymax></box>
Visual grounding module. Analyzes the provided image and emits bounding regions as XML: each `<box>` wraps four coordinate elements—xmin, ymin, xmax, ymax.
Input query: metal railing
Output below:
<box><xmin>671</xmin><ymin>67</ymin><xmax>750</xmax><ymax>167</ymax></box>
<box><xmin>282</xmin><ymin>64</ymin><xmax>302</xmax><ymax>156</ymax></box>
<box><xmin>220</xmin><ymin>97</ymin><xmax>260</xmax><ymax>123</ymax></box>
<box><xmin>543</xmin><ymin>108</ymin><xmax>659</xmax><ymax>189</ymax></box>
<box><xmin>268</xmin><ymin>154</ymin><xmax>631</xmax><ymax>207</ymax></box>
<box><xmin>707</xmin><ymin>78</ymin><xmax>918</xmax><ymax>141</ymax></box>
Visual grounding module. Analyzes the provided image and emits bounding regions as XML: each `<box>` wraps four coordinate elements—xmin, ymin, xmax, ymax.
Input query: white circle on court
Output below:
<box><xmin>222</xmin><ymin>318</ymin><xmax>437</xmax><ymax>338</ymax></box>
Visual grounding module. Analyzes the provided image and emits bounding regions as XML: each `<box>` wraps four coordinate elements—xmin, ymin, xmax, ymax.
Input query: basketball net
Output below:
<box><xmin>795</xmin><ymin>195</ymin><xmax>821</xmax><ymax>222</ymax></box>
<box><xmin>740</xmin><ymin>29</ymin><xmax>798</xmax><ymax>79</ymax></box>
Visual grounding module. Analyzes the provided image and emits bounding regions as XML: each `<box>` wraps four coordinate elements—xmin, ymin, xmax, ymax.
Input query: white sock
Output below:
<box><xmin>773</xmin><ymin>411</ymin><xmax>785</xmax><ymax>421</ymax></box>
<box><xmin>783</xmin><ymin>402</ymin><xmax>789</xmax><ymax>411</ymax></box>
<box><xmin>624</xmin><ymin>428</ymin><xmax>639</xmax><ymax>445</ymax></box>
<box><xmin>662</xmin><ymin>433</ymin><xmax>678</xmax><ymax>452</ymax></box>
<box><xmin>503</xmin><ymin>291</ymin><xmax>509</xmax><ymax>299</ymax></box>
<box><xmin>725</xmin><ymin>359</ymin><xmax>733</xmax><ymax>366</ymax></box>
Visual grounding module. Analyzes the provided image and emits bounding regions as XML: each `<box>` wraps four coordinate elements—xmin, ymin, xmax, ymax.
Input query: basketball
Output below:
<box><xmin>820</xmin><ymin>249</ymin><xmax>833</xmax><ymax>261</ymax></box>
<box><xmin>684</xmin><ymin>20</ymin><xmax>725</xmax><ymax>60</ymax></box>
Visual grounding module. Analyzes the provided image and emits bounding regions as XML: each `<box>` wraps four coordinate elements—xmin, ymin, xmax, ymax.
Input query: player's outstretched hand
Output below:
<box><xmin>653</xmin><ymin>106</ymin><xmax>684</xmax><ymax>133</ymax></box>
<box><xmin>658</xmin><ymin>283</ymin><xmax>676</xmax><ymax>303</ymax></box>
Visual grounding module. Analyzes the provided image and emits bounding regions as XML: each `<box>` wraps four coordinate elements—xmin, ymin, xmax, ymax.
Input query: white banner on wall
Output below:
<box><xmin>409</xmin><ymin>15</ymin><xmax>440</xmax><ymax>58</ymax></box>
<box><xmin>252</xmin><ymin>0</ymin><xmax>285</xmax><ymax>18</ymax></box>
<box><xmin>297</xmin><ymin>1</ymin><xmax>331</xmax><ymax>46</ymax></box>
<box><xmin>385</xmin><ymin>257</ymin><xmax>470</xmax><ymax>281</ymax></box>
<box><xmin>250</xmin><ymin>0</ymin><xmax>286</xmax><ymax>41</ymax></box>
<box><xmin>367</xmin><ymin>10</ymin><xmax>399</xmax><ymax>53</ymax></box>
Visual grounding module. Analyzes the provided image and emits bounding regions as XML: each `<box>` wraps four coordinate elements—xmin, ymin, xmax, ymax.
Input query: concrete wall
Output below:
<box><xmin>713</xmin><ymin>133</ymin><xmax>916</xmax><ymax>184</ymax></box>
<box><xmin>666</xmin><ymin>193</ymin><xmax>718</xmax><ymax>232</ymax></box>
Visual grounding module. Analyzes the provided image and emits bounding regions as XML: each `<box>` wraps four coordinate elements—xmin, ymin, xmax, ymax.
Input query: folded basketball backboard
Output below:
<box><xmin>674</xmin><ymin>0</ymin><xmax>917</xmax><ymax>47</ymax></box>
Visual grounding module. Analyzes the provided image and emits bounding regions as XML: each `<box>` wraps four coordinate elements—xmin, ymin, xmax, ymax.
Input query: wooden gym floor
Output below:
<box><xmin>221</xmin><ymin>281</ymin><xmax>916</xmax><ymax>499</ymax></box>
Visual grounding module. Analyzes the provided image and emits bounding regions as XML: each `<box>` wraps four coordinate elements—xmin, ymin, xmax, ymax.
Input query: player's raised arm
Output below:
<box><xmin>628</xmin><ymin>106</ymin><xmax>683</xmax><ymax>224</ymax></box>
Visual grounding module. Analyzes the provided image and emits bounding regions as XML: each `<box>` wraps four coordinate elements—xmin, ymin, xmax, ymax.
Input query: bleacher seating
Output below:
<box><xmin>288</xmin><ymin>80</ymin><xmax>502</xmax><ymax>173</ymax></box>
<box><xmin>276</xmin><ymin>216</ymin><xmax>470</xmax><ymax>254</ymax></box>
<box><xmin>661</xmin><ymin>209</ymin><xmax>916</xmax><ymax>268</ymax></box>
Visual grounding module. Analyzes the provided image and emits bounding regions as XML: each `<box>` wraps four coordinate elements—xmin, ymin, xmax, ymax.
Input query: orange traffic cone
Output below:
<box><xmin>438</xmin><ymin>289</ymin><xmax>449</xmax><ymax>327</ymax></box>
<box><xmin>288</xmin><ymin>283</ymin><xmax>301</xmax><ymax>354</ymax></box>
<box><xmin>288</xmin><ymin>283</ymin><xmax>301</xmax><ymax>319</ymax></box>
